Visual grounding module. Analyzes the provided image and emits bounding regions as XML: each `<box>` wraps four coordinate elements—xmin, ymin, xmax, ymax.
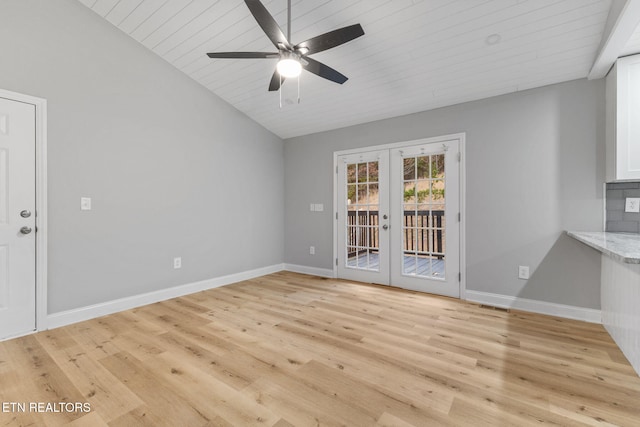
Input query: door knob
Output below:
<box><xmin>20</xmin><ymin>226</ymin><xmax>32</xmax><ymax>235</ymax></box>
<box><xmin>20</xmin><ymin>210</ymin><xmax>31</xmax><ymax>218</ymax></box>
<box><xmin>382</xmin><ymin>214</ymin><xmax>388</xmax><ymax>219</ymax></box>
<box><xmin>382</xmin><ymin>224</ymin><xmax>389</xmax><ymax>230</ymax></box>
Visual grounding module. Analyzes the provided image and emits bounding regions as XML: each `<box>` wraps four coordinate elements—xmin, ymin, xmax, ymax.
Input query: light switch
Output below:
<box><xmin>80</xmin><ymin>197</ymin><xmax>92</xmax><ymax>211</ymax></box>
<box><xmin>310</xmin><ymin>203</ymin><xmax>315</xmax><ymax>212</ymax></box>
<box><xmin>625</xmin><ymin>198</ymin><xmax>640</xmax><ymax>213</ymax></box>
<box><xmin>315</xmin><ymin>204</ymin><xmax>324</xmax><ymax>212</ymax></box>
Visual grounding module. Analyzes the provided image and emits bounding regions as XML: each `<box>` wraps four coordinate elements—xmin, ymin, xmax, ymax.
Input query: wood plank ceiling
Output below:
<box><xmin>79</xmin><ymin>0</ymin><xmax>613</xmax><ymax>139</ymax></box>
<box><xmin>622</xmin><ymin>22</ymin><xmax>640</xmax><ymax>56</ymax></box>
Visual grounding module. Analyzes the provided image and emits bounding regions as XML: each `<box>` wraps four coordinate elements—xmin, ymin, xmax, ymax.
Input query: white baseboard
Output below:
<box><xmin>465</xmin><ymin>290</ymin><xmax>602</xmax><ymax>324</ymax></box>
<box><xmin>283</xmin><ymin>263</ymin><xmax>335</xmax><ymax>278</ymax></box>
<box><xmin>45</xmin><ymin>266</ymin><xmax>601</xmax><ymax>334</ymax></box>
<box><xmin>46</xmin><ymin>263</ymin><xmax>285</xmax><ymax>330</ymax></box>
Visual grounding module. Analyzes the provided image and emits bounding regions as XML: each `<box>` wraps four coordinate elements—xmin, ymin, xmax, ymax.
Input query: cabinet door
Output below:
<box><xmin>616</xmin><ymin>54</ymin><xmax>640</xmax><ymax>180</ymax></box>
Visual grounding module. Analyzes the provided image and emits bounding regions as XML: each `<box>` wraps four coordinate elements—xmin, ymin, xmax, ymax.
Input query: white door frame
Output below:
<box><xmin>0</xmin><ymin>88</ymin><xmax>48</xmax><ymax>333</ymax></box>
<box><xmin>333</xmin><ymin>133</ymin><xmax>466</xmax><ymax>299</ymax></box>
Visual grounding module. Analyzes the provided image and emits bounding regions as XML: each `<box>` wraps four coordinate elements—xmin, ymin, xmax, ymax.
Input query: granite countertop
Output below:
<box><xmin>567</xmin><ymin>231</ymin><xmax>640</xmax><ymax>264</ymax></box>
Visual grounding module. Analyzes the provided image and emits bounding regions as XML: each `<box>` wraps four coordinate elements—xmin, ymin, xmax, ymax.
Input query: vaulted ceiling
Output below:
<box><xmin>622</xmin><ymin>19</ymin><xmax>640</xmax><ymax>56</ymax></box>
<box><xmin>79</xmin><ymin>0</ymin><xmax>634</xmax><ymax>139</ymax></box>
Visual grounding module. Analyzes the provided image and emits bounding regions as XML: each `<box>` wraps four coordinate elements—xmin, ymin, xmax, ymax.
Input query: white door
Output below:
<box><xmin>0</xmin><ymin>97</ymin><xmax>36</xmax><ymax>339</ymax></box>
<box><xmin>336</xmin><ymin>139</ymin><xmax>460</xmax><ymax>298</ymax></box>
<box><xmin>337</xmin><ymin>150</ymin><xmax>390</xmax><ymax>285</ymax></box>
<box><xmin>390</xmin><ymin>141</ymin><xmax>460</xmax><ymax>297</ymax></box>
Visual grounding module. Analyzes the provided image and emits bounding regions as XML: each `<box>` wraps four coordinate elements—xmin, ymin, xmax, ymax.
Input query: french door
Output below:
<box><xmin>336</xmin><ymin>138</ymin><xmax>460</xmax><ymax>297</ymax></box>
<box><xmin>337</xmin><ymin>150</ymin><xmax>390</xmax><ymax>285</ymax></box>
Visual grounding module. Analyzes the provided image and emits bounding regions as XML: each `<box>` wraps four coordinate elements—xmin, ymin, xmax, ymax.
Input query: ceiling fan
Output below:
<box><xmin>206</xmin><ymin>0</ymin><xmax>365</xmax><ymax>92</ymax></box>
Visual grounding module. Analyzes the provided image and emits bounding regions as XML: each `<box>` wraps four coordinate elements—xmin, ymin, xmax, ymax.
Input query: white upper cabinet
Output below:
<box><xmin>607</xmin><ymin>54</ymin><xmax>640</xmax><ymax>181</ymax></box>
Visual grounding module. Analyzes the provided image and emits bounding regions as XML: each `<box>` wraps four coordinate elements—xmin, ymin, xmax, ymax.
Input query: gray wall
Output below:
<box><xmin>606</xmin><ymin>182</ymin><xmax>640</xmax><ymax>232</ymax></box>
<box><xmin>0</xmin><ymin>0</ymin><xmax>284</xmax><ymax>313</ymax></box>
<box><xmin>285</xmin><ymin>79</ymin><xmax>605</xmax><ymax>309</ymax></box>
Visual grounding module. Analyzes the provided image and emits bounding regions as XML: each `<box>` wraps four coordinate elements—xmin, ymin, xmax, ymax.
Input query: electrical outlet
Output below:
<box><xmin>309</xmin><ymin>246</ymin><xmax>315</xmax><ymax>255</ymax></box>
<box><xmin>173</xmin><ymin>257</ymin><xmax>182</xmax><ymax>269</ymax></box>
<box><xmin>518</xmin><ymin>265</ymin><xmax>529</xmax><ymax>280</ymax></box>
<box><xmin>625</xmin><ymin>198</ymin><xmax>640</xmax><ymax>213</ymax></box>
<box><xmin>80</xmin><ymin>197</ymin><xmax>91</xmax><ymax>211</ymax></box>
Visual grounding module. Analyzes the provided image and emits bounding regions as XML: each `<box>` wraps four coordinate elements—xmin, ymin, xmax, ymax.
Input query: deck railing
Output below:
<box><xmin>347</xmin><ymin>210</ymin><xmax>444</xmax><ymax>257</ymax></box>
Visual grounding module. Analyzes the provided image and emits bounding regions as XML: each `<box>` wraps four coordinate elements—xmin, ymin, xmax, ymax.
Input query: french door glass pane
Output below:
<box><xmin>347</xmin><ymin>164</ymin><xmax>356</xmax><ymax>183</ymax></box>
<box><xmin>345</xmin><ymin>160</ymin><xmax>380</xmax><ymax>272</ymax></box>
<box><xmin>402</xmin><ymin>153</ymin><xmax>446</xmax><ymax>279</ymax></box>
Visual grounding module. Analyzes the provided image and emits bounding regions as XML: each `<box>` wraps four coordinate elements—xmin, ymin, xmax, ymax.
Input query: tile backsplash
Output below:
<box><xmin>606</xmin><ymin>182</ymin><xmax>640</xmax><ymax>233</ymax></box>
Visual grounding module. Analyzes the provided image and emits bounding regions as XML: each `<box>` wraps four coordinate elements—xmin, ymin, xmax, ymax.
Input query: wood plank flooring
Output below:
<box><xmin>1</xmin><ymin>271</ymin><xmax>640</xmax><ymax>426</ymax></box>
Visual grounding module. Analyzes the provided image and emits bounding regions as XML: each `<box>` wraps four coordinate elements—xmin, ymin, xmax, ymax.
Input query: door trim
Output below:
<box><xmin>0</xmin><ymin>88</ymin><xmax>48</xmax><ymax>333</ymax></box>
<box><xmin>332</xmin><ymin>133</ymin><xmax>466</xmax><ymax>298</ymax></box>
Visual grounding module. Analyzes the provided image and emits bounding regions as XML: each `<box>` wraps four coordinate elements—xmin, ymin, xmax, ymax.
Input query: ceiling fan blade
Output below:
<box><xmin>302</xmin><ymin>57</ymin><xmax>348</xmax><ymax>84</ymax></box>
<box><xmin>245</xmin><ymin>0</ymin><xmax>291</xmax><ymax>49</ymax></box>
<box><xmin>207</xmin><ymin>52</ymin><xmax>279</xmax><ymax>59</ymax></box>
<box><xmin>295</xmin><ymin>24</ymin><xmax>364</xmax><ymax>55</ymax></box>
<box><xmin>268</xmin><ymin>70</ymin><xmax>285</xmax><ymax>91</ymax></box>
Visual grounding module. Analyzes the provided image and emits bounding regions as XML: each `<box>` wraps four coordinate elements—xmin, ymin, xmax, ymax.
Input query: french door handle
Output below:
<box><xmin>20</xmin><ymin>226</ymin><xmax>32</xmax><ymax>235</ymax></box>
<box><xmin>382</xmin><ymin>224</ymin><xmax>389</xmax><ymax>230</ymax></box>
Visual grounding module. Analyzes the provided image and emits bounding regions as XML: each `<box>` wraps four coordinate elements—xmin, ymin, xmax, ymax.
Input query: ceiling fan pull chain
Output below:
<box><xmin>297</xmin><ymin>73</ymin><xmax>301</xmax><ymax>104</ymax></box>
<box><xmin>279</xmin><ymin>73</ymin><xmax>283</xmax><ymax>109</ymax></box>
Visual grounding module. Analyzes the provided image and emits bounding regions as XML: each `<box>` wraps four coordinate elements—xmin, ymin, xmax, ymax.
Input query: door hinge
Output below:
<box><xmin>457</xmin><ymin>152</ymin><xmax>461</xmax><ymax>162</ymax></box>
<box><xmin>336</xmin><ymin>165</ymin><xmax>338</xmax><ymax>174</ymax></box>
<box><xmin>458</xmin><ymin>272</ymin><xmax>461</xmax><ymax>282</ymax></box>
<box><xmin>336</xmin><ymin>212</ymin><xmax>338</xmax><ymax>220</ymax></box>
<box><xmin>336</xmin><ymin>258</ymin><xmax>338</xmax><ymax>266</ymax></box>
<box><xmin>458</xmin><ymin>212</ymin><xmax>461</xmax><ymax>222</ymax></box>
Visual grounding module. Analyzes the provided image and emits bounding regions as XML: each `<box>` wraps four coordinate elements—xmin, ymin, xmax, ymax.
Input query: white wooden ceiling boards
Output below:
<box><xmin>622</xmin><ymin>23</ymin><xmax>640</xmax><ymax>56</ymax></box>
<box><xmin>79</xmin><ymin>0</ymin><xmax>637</xmax><ymax>139</ymax></box>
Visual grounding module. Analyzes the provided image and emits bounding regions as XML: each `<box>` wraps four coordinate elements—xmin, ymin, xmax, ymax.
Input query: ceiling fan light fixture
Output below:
<box><xmin>277</xmin><ymin>58</ymin><xmax>302</xmax><ymax>78</ymax></box>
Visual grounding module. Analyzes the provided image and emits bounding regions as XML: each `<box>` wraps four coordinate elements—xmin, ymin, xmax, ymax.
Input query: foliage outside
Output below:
<box><xmin>345</xmin><ymin>155</ymin><xmax>445</xmax><ymax>206</ymax></box>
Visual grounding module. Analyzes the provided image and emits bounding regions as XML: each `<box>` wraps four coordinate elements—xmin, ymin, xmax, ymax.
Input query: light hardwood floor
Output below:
<box><xmin>1</xmin><ymin>271</ymin><xmax>639</xmax><ymax>426</ymax></box>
